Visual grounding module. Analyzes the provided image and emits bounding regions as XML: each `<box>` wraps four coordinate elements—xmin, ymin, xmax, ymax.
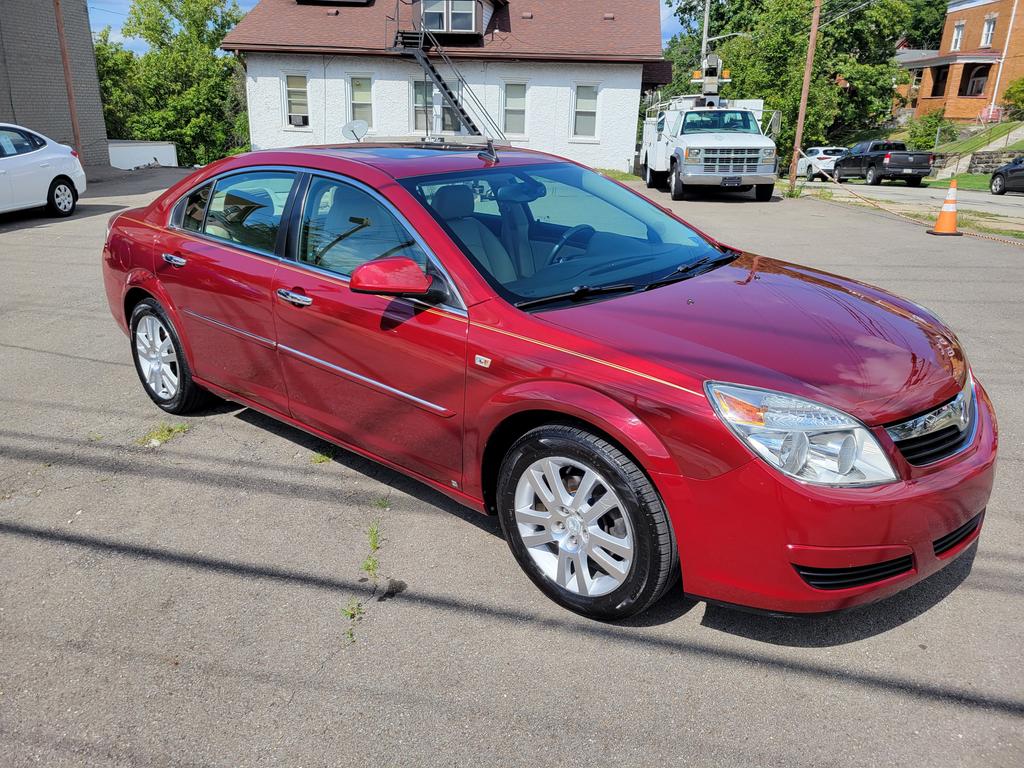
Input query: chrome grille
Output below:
<box><xmin>886</xmin><ymin>377</ymin><xmax>975</xmax><ymax>466</ymax></box>
<box><xmin>702</xmin><ymin>147</ymin><xmax>761</xmax><ymax>174</ymax></box>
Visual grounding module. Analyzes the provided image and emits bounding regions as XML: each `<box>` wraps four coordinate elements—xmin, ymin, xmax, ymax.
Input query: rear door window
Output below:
<box><xmin>0</xmin><ymin>128</ymin><xmax>37</xmax><ymax>157</ymax></box>
<box><xmin>203</xmin><ymin>171</ymin><xmax>297</xmax><ymax>254</ymax></box>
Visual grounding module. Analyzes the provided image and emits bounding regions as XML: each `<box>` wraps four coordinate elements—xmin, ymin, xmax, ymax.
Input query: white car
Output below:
<box><xmin>0</xmin><ymin>123</ymin><xmax>87</xmax><ymax>217</ymax></box>
<box><xmin>797</xmin><ymin>146</ymin><xmax>847</xmax><ymax>181</ymax></box>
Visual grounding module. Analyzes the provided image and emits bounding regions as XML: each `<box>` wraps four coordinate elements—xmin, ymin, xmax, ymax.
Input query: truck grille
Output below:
<box><xmin>702</xmin><ymin>147</ymin><xmax>761</xmax><ymax>174</ymax></box>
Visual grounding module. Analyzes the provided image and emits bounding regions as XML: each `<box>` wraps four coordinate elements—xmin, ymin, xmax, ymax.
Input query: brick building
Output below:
<box><xmin>903</xmin><ymin>0</ymin><xmax>1022</xmax><ymax>121</ymax></box>
<box><xmin>0</xmin><ymin>0</ymin><xmax>108</xmax><ymax>165</ymax></box>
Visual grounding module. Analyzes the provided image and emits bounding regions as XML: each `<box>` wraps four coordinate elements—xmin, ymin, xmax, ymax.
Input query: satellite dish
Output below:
<box><xmin>342</xmin><ymin>120</ymin><xmax>369</xmax><ymax>142</ymax></box>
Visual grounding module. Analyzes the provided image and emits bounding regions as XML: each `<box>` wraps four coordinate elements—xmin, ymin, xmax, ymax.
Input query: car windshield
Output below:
<box><xmin>402</xmin><ymin>162</ymin><xmax>730</xmax><ymax>309</ymax></box>
<box><xmin>681</xmin><ymin>110</ymin><xmax>761</xmax><ymax>135</ymax></box>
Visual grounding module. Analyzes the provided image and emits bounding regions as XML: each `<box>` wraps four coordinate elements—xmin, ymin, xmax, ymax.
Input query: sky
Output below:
<box><xmin>88</xmin><ymin>1</ymin><xmax>682</xmax><ymax>52</ymax></box>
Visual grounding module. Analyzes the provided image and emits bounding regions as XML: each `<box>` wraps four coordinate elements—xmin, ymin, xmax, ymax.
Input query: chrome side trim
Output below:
<box><xmin>181</xmin><ymin>308</ymin><xmax>277</xmax><ymax>350</ymax></box>
<box><xmin>278</xmin><ymin>343</ymin><xmax>454</xmax><ymax>417</ymax></box>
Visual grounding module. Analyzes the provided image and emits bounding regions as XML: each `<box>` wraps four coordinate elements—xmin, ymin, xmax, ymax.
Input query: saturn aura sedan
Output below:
<box><xmin>102</xmin><ymin>144</ymin><xmax>997</xmax><ymax>619</ymax></box>
<box><xmin>0</xmin><ymin>122</ymin><xmax>87</xmax><ymax>217</ymax></box>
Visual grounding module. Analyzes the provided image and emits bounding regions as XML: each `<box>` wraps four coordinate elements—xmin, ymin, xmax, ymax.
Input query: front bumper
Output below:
<box><xmin>654</xmin><ymin>381</ymin><xmax>998</xmax><ymax>613</ymax></box>
<box><xmin>681</xmin><ymin>170</ymin><xmax>777</xmax><ymax>186</ymax></box>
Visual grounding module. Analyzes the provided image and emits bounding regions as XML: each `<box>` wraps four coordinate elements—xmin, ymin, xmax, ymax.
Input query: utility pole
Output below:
<box><xmin>53</xmin><ymin>0</ymin><xmax>82</xmax><ymax>157</ymax></box>
<box><xmin>788</xmin><ymin>0</ymin><xmax>822</xmax><ymax>194</ymax></box>
<box><xmin>700</xmin><ymin>0</ymin><xmax>711</xmax><ymax>61</ymax></box>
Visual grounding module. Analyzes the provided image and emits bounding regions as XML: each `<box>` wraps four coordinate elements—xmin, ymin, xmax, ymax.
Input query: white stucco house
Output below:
<box><xmin>222</xmin><ymin>0</ymin><xmax>670</xmax><ymax>171</ymax></box>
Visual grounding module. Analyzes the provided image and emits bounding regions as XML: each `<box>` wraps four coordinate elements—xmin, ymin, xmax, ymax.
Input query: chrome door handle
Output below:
<box><xmin>162</xmin><ymin>253</ymin><xmax>187</xmax><ymax>267</ymax></box>
<box><xmin>39</xmin><ymin>162</ymin><xmax>51</xmax><ymax>168</ymax></box>
<box><xmin>276</xmin><ymin>288</ymin><xmax>313</xmax><ymax>307</ymax></box>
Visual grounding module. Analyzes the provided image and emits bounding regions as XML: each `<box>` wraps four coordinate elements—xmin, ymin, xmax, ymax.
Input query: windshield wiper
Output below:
<box><xmin>514</xmin><ymin>283</ymin><xmax>637</xmax><ymax>310</ymax></box>
<box><xmin>642</xmin><ymin>252</ymin><xmax>737</xmax><ymax>291</ymax></box>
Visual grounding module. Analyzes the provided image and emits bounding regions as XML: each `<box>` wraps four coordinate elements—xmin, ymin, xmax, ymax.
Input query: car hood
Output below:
<box><xmin>538</xmin><ymin>254</ymin><xmax>967</xmax><ymax>425</ymax></box>
<box><xmin>679</xmin><ymin>133</ymin><xmax>774</xmax><ymax>149</ymax></box>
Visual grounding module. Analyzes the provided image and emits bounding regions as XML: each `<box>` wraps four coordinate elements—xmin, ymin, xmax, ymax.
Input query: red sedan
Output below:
<box><xmin>102</xmin><ymin>145</ymin><xmax>997</xmax><ymax>619</ymax></box>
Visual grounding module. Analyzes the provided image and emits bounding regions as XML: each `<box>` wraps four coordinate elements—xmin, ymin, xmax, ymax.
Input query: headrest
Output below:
<box><xmin>328</xmin><ymin>185</ymin><xmax>379</xmax><ymax>227</ymax></box>
<box><xmin>432</xmin><ymin>185</ymin><xmax>475</xmax><ymax>220</ymax></box>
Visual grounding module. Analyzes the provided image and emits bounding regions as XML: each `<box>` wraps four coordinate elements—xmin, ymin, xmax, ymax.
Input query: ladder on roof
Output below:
<box><xmin>389</xmin><ymin>4</ymin><xmax>506</xmax><ymax>143</ymax></box>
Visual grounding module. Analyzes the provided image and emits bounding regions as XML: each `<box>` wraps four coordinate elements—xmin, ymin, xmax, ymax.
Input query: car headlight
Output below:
<box><xmin>685</xmin><ymin>147</ymin><xmax>702</xmax><ymax>164</ymax></box>
<box><xmin>761</xmin><ymin>148</ymin><xmax>777</xmax><ymax>160</ymax></box>
<box><xmin>706</xmin><ymin>382</ymin><xmax>897</xmax><ymax>486</ymax></box>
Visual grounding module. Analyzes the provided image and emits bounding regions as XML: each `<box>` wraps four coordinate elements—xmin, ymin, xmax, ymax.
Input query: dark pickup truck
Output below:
<box><xmin>833</xmin><ymin>141</ymin><xmax>933</xmax><ymax>186</ymax></box>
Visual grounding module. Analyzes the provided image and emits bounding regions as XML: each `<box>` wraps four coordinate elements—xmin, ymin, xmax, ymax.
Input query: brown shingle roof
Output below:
<box><xmin>222</xmin><ymin>0</ymin><xmax>664</xmax><ymax>63</ymax></box>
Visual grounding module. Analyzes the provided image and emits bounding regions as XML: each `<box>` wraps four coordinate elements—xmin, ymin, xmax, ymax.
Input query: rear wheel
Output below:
<box><xmin>991</xmin><ymin>174</ymin><xmax>1006</xmax><ymax>195</ymax></box>
<box><xmin>497</xmin><ymin>424</ymin><xmax>677</xmax><ymax>620</ymax></box>
<box><xmin>806</xmin><ymin>167</ymin><xmax>816</xmax><ymax>183</ymax></box>
<box><xmin>866</xmin><ymin>166</ymin><xmax>881</xmax><ymax>185</ymax></box>
<box><xmin>130</xmin><ymin>298</ymin><xmax>210</xmax><ymax>414</ymax></box>
<box><xmin>755</xmin><ymin>184</ymin><xmax>774</xmax><ymax>202</ymax></box>
<box><xmin>46</xmin><ymin>178</ymin><xmax>76</xmax><ymax>217</ymax></box>
<box><xmin>669</xmin><ymin>162</ymin><xmax>686</xmax><ymax>201</ymax></box>
<box><xmin>643</xmin><ymin>161</ymin><xmax>663</xmax><ymax>189</ymax></box>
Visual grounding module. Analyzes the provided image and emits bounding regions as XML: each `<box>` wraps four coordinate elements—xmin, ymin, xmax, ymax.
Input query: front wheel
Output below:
<box><xmin>755</xmin><ymin>184</ymin><xmax>774</xmax><ymax>202</ymax></box>
<box><xmin>991</xmin><ymin>174</ymin><xmax>1006</xmax><ymax>195</ymax></box>
<box><xmin>130</xmin><ymin>298</ymin><xmax>211</xmax><ymax>414</ymax></box>
<box><xmin>669</xmin><ymin>163</ymin><xmax>686</xmax><ymax>201</ymax></box>
<box><xmin>47</xmin><ymin>178</ymin><xmax>76</xmax><ymax>217</ymax></box>
<box><xmin>497</xmin><ymin>424</ymin><xmax>678</xmax><ymax>620</ymax></box>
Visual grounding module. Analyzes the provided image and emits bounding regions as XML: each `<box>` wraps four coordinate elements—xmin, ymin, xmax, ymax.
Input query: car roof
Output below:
<box><xmin>247</xmin><ymin>143</ymin><xmax>570</xmax><ymax>179</ymax></box>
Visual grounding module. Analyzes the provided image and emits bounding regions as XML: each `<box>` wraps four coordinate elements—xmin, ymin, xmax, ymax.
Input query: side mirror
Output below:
<box><xmin>350</xmin><ymin>256</ymin><xmax>447</xmax><ymax>302</ymax></box>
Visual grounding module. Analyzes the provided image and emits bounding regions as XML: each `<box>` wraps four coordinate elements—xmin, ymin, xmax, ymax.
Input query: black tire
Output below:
<box><xmin>496</xmin><ymin>424</ymin><xmax>678</xmax><ymax>620</ymax></box>
<box><xmin>129</xmin><ymin>298</ymin><xmax>211</xmax><ymax>414</ymax></box>
<box><xmin>643</xmin><ymin>161</ymin><xmax>662</xmax><ymax>189</ymax></box>
<box><xmin>866</xmin><ymin>166</ymin><xmax>881</xmax><ymax>185</ymax></box>
<box><xmin>806</xmin><ymin>167</ymin><xmax>816</xmax><ymax>182</ymax></box>
<box><xmin>834</xmin><ymin>171</ymin><xmax>844</xmax><ymax>184</ymax></box>
<box><xmin>669</xmin><ymin>162</ymin><xmax>686</xmax><ymax>201</ymax></box>
<box><xmin>755</xmin><ymin>183</ymin><xmax>774</xmax><ymax>202</ymax></box>
<box><xmin>906</xmin><ymin>176</ymin><xmax>923</xmax><ymax>187</ymax></box>
<box><xmin>46</xmin><ymin>177</ymin><xmax>77</xmax><ymax>217</ymax></box>
<box><xmin>991</xmin><ymin>174</ymin><xmax>1006</xmax><ymax>195</ymax></box>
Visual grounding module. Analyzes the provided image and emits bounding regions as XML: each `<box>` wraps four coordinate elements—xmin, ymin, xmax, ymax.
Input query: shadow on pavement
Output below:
<box><xmin>700</xmin><ymin>546</ymin><xmax>977</xmax><ymax>647</ymax></box>
<box><xmin>0</xmin><ymin>203</ymin><xmax>127</xmax><ymax>233</ymax></box>
<box><xmin>1</xmin><ymin>519</ymin><xmax>1020</xmax><ymax>718</ymax></box>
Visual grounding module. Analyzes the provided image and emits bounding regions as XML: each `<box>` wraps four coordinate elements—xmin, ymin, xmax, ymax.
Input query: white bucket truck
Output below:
<box><xmin>640</xmin><ymin>54</ymin><xmax>780</xmax><ymax>202</ymax></box>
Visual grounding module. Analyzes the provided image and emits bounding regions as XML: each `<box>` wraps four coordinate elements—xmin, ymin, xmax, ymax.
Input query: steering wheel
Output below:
<box><xmin>547</xmin><ymin>224</ymin><xmax>596</xmax><ymax>266</ymax></box>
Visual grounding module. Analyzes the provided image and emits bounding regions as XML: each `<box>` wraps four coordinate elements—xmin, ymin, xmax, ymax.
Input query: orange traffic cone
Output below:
<box><xmin>928</xmin><ymin>180</ymin><xmax>963</xmax><ymax>236</ymax></box>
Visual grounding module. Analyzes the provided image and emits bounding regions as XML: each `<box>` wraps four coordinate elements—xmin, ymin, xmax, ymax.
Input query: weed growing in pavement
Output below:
<box><xmin>361</xmin><ymin>554</ymin><xmax>380</xmax><ymax>582</ymax></box>
<box><xmin>367</xmin><ymin>518</ymin><xmax>382</xmax><ymax>552</ymax></box>
<box><xmin>373</xmin><ymin>494</ymin><xmax>391</xmax><ymax>510</ymax></box>
<box><xmin>311</xmin><ymin>447</ymin><xmax>335</xmax><ymax>465</ymax></box>
<box><xmin>342</xmin><ymin>599</ymin><xmax>365</xmax><ymax>644</ymax></box>
<box><xmin>138</xmin><ymin>423</ymin><xmax>189</xmax><ymax>447</ymax></box>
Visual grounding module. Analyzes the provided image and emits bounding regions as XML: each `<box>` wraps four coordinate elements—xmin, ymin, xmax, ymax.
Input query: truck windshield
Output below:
<box><xmin>401</xmin><ymin>162</ymin><xmax>729</xmax><ymax>310</ymax></box>
<box><xmin>682</xmin><ymin>110</ymin><xmax>761</xmax><ymax>135</ymax></box>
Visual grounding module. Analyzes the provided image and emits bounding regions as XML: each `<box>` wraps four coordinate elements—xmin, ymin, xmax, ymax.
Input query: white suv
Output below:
<box><xmin>0</xmin><ymin>123</ymin><xmax>87</xmax><ymax>217</ymax></box>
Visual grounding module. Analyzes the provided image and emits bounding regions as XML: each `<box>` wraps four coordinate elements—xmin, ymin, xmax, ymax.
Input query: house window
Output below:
<box><xmin>930</xmin><ymin>65</ymin><xmax>950</xmax><ymax>97</ymax></box>
<box><xmin>951</xmin><ymin>22</ymin><xmax>964</xmax><ymax>51</ymax></box>
<box><xmin>573</xmin><ymin>85</ymin><xmax>598</xmax><ymax>138</ymax></box>
<box><xmin>503</xmin><ymin>83</ymin><xmax>526</xmax><ymax>135</ymax></box>
<box><xmin>981</xmin><ymin>17</ymin><xmax>996</xmax><ymax>47</ymax></box>
<box><xmin>413</xmin><ymin>81</ymin><xmax>432</xmax><ymax>131</ymax></box>
<box><xmin>422</xmin><ymin>0</ymin><xmax>475</xmax><ymax>33</ymax></box>
<box><xmin>285</xmin><ymin>75</ymin><xmax>309</xmax><ymax>128</ymax></box>
<box><xmin>350</xmin><ymin>77</ymin><xmax>373</xmax><ymax>127</ymax></box>
<box><xmin>959</xmin><ymin>63</ymin><xmax>991</xmax><ymax>97</ymax></box>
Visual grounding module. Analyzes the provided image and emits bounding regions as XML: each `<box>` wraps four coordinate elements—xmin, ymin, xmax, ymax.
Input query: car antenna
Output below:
<box><xmin>478</xmin><ymin>138</ymin><xmax>500</xmax><ymax>165</ymax></box>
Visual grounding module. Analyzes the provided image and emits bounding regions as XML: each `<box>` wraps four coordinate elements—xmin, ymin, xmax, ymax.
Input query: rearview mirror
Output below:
<box><xmin>350</xmin><ymin>257</ymin><xmax>447</xmax><ymax>302</ymax></box>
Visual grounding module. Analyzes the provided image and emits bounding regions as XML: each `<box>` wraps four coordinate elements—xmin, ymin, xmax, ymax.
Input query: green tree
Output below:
<box><xmin>902</xmin><ymin>0</ymin><xmax>947</xmax><ymax>49</ymax></box>
<box><xmin>905</xmin><ymin>109</ymin><xmax>957</xmax><ymax>149</ymax></box>
<box><xmin>93</xmin><ymin>0</ymin><xmax>248</xmax><ymax>165</ymax></box>
<box><xmin>1002</xmin><ymin>76</ymin><xmax>1024</xmax><ymax>119</ymax></box>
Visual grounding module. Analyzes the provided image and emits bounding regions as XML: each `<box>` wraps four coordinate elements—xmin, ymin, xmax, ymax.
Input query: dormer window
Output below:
<box><xmin>423</xmin><ymin>0</ymin><xmax>476</xmax><ymax>33</ymax></box>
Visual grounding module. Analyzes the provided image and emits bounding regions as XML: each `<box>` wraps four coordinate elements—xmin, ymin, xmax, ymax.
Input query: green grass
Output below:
<box><xmin>935</xmin><ymin>121</ymin><xmax>1021</xmax><ymax>155</ymax></box>
<box><xmin>1004</xmin><ymin>139</ymin><xmax>1024</xmax><ymax>151</ymax></box>
<box><xmin>924</xmin><ymin>173</ymin><xmax>992</xmax><ymax>191</ymax></box>
<box><xmin>367</xmin><ymin>519</ymin><xmax>382</xmax><ymax>552</ymax></box>
<box><xmin>311</xmin><ymin>447</ymin><xmax>335</xmax><ymax>464</ymax></box>
<box><xmin>137</xmin><ymin>422</ymin><xmax>189</xmax><ymax>447</ymax></box>
<box><xmin>597</xmin><ymin>168</ymin><xmax>640</xmax><ymax>181</ymax></box>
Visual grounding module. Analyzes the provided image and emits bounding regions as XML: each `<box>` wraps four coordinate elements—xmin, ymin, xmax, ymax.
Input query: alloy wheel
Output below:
<box><xmin>513</xmin><ymin>456</ymin><xmax>634</xmax><ymax>597</ymax></box>
<box><xmin>135</xmin><ymin>314</ymin><xmax>179</xmax><ymax>400</ymax></box>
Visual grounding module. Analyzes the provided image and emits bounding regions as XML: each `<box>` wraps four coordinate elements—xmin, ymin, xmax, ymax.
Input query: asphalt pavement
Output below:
<box><xmin>0</xmin><ymin>170</ymin><xmax>1021</xmax><ymax>767</ymax></box>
